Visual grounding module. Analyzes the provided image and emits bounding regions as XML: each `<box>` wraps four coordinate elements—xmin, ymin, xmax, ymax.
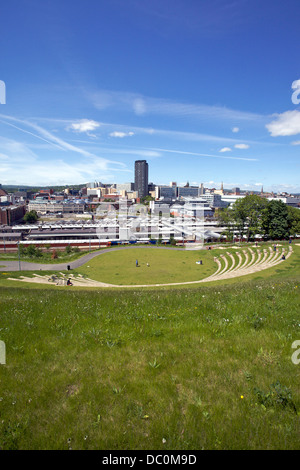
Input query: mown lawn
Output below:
<box><xmin>71</xmin><ymin>242</ymin><xmax>299</xmax><ymax>286</ymax></box>
<box><xmin>0</xmin><ymin>276</ymin><xmax>299</xmax><ymax>450</ymax></box>
<box><xmin>72</xmin><ymin>247</ymin><xmax>216</xmax><ymax>285</ymax></box>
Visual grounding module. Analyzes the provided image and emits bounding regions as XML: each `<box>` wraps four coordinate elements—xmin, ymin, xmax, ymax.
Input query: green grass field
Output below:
<box><xmin>72</xmin><ymin>248</ymin><xmax>216</xmax><ymax>285</ymax></box>
<box><xmin>0</xmin><ymin>243</ymin><xmax>299</xmax><ymax>449</ymax></box>
<box><xmin>70</xmin><ymin>244</ymin><xmax>299</xmax><ymax>287</ymax></box>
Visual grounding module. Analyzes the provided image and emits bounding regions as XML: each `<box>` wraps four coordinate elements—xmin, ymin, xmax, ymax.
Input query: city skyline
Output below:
<box><xmin>0</xmin><ymin>1</ymin><xmax>300</xmax><ymax>192</ymax></box>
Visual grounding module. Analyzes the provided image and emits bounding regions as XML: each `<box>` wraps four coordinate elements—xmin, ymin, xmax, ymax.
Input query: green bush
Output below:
<box><xmin>26</xmin><ymin>245</ymin><xmax>37</xmax><ymax>258</ymax></box>
<box><xmin>65</xmin><ymin>245</ymin><xmax>72</xmax><ymax>254</ymax></box>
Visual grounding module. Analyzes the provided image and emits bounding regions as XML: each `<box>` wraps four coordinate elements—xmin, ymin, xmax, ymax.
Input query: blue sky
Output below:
<box><xmin>0</xmin><ymin>0</ymin><xmax>300</xmax><ymax>192</ymax></box>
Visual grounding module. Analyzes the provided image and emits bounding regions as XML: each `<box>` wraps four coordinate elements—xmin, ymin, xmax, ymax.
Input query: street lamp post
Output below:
<box><xmin>18</xmin><ymin>241</ymin><xmax>21</xmax><ymax>271</ymax></box>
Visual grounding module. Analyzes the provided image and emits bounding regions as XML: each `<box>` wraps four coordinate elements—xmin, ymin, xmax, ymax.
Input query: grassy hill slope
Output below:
<box><xmin>0</xmin><ymin>275</ymin><xmax>299</xmax><ymax>449</ymax></box>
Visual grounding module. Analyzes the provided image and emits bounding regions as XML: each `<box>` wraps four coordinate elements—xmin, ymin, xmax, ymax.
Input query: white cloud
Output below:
<box><xmin>232</xmin><ymin>127</ymin><xmax>239</xmax><ymax>133</ymax></box>
<box><xmin>0</xmin><ymin>137</ymin><xmax>130</xmax><ymax>186</ymax></box>
<box><xmin>266</xmin><ymin>110</ymin><xmax>300</xmax><ymax>136</ymax></box>
<box><xmin>219</xmin><ymin>147</ymin><xmax>232</xmax><ymax>152</ymax></box>
<box><xmin>150</xmin><ymin>146</ymin><xmax>257</xmax><ymax>161</ymax></box>
<box><xmin>234</xmin><ymin>143</ymin><xmax>249</xmax><ymax>149</ymax></box>
<box><xmin>109</xmin><ymin>131</ymin><xmax>134</xmax><ymax>138</ymax></box>
<box><xmin>133</xmin><ymin>98</ymin><xmax>146</xmax><ymax>115</ymax></box>
<box><xmin>99</xmin><ymin>147</ymin><xmax>161</xmax><ymax>158</ymax></box>
<box><xmin>291</xmin><ymin>140</ymin><xmax>300</xmax><ymax>145</ymax></box>
<box><xmin>0</xmin><ymin>115</ymin><xmax>129</xmax><ymax>186</ymax></box>
<box><xmin>68</xmin><ymin>119</ymin><xmax>100</xmax><ymax>134</ymax></box>
<box><xmin>89</xmin><ymin>89</ymin><xmax>265</xmax><ymax>123</ymax></box>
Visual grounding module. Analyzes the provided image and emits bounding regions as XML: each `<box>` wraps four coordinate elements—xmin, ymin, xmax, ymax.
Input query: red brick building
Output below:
<box><xmin>0</xmin><ymin>205</ymin><xmax>26</xmax><ymax>225</ymax></box>
<box><xmin>0</xmin><ymin>188</ymin><xmax>8</xmax><ymax>197</ymax></box>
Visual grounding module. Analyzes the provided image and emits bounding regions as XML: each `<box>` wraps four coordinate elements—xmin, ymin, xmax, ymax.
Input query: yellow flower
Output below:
<box><xmin>240</xmin><ymin>395</ymin><xmax>244</xmax><ymax>399</ymax></box>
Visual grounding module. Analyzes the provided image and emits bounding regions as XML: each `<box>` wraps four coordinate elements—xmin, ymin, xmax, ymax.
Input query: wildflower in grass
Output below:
<box><xmin>241</xmin><ymin>395</ymin><xmax>244</xmax><ymax>399</ymax></box>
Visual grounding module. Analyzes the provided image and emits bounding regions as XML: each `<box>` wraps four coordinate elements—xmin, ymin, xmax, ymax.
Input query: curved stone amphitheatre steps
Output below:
<box><xmin>226</xmin><ymin>252</ymin><xmax>236</xmax><ymax>274</ymax></box>
<box><xmin>203</xmin><ymin>245</ymin><xmax>292</xmax><ymax>282</ymax></box>
<box><xmin>7</xmin><ymin>245</ymin><xmax>293</xmax><ymax>288</ymax></box>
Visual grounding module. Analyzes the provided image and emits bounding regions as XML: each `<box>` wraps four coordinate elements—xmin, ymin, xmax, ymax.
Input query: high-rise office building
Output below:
<box><xmin>134</xmin><ymin>160</ymin><xmax>148</xmax><ymax>198</ymax></box>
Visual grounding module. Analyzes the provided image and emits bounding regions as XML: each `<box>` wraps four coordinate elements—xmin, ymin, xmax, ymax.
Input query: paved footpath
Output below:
<box><xmin>0</xmin><ymin>246</ymin><xmax>186</xmax><ymax>272</ymax></box>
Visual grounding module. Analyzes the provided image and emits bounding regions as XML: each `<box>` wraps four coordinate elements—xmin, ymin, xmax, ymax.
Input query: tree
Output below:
<box><xmin>217</xmin><ymin>207</ymin><xmax>235</xmax><ymax>241</ymax></box>
<box><xmin>217</xmin><ymin>195</ymin><xmax>268</xmax><ymax>242</ymax></box>
<box><xmin>18</xmin><ymin>243</ymin><xmax>27</xmax><ymax>256</ymax></box>
<box><xmin>141</xmin><ymin>195</ymin><xmax>155</xmax><ymax>205</ymax></box>
<box><xmin>34</xmin><ymin>247</ymin><xmax>43</xmax><ymax>258</ymax></box>
<box><xmin>287</xmin><ymin>206</ymin><xmax>300</xmax><ymax>237</ymax></box>
<box><xmin>229</xmin><ymin>198</ymin><xmax>248</xmax><ymax>241</ymax></box>
<box><xmin>241</xmin><ymin>195</ymin><xmax>268</xmax><ymax>242</ymax></box>
<box><xmin>65</xmin><ymin>244</ymin><xmax>72</xmax><ymax>254</ymax></box>
<box><xmin>24</xmin><ymin>210</ymin><xmax>38</xmax><ymax>223</ymax></box>
<box><xmin>26</xmin><ymin>244</ymin><xmax>37</xmax><ymax>258</ymax></box>
<box><xmin>262</xmin><ymin>200</ymin><xmax>289</xmax><ymax>240</ymax></box>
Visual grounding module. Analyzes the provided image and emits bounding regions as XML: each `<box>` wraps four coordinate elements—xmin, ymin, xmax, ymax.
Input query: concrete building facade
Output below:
<box><xmin>134</xmin><ymin>160</ymin><xmax>148</xmax><ymax>198</ymax></box>
<box><xmin>28</xmin><ymin>201</ymin><xmax>86</xmax><ymax>214</ymax></box>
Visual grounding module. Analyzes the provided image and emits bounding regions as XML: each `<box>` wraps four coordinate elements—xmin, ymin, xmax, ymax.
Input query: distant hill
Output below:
<box><xmin>2</xmin><ymin>184</ymin><xmax>87</xmax><ymax>193</ymax></box>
